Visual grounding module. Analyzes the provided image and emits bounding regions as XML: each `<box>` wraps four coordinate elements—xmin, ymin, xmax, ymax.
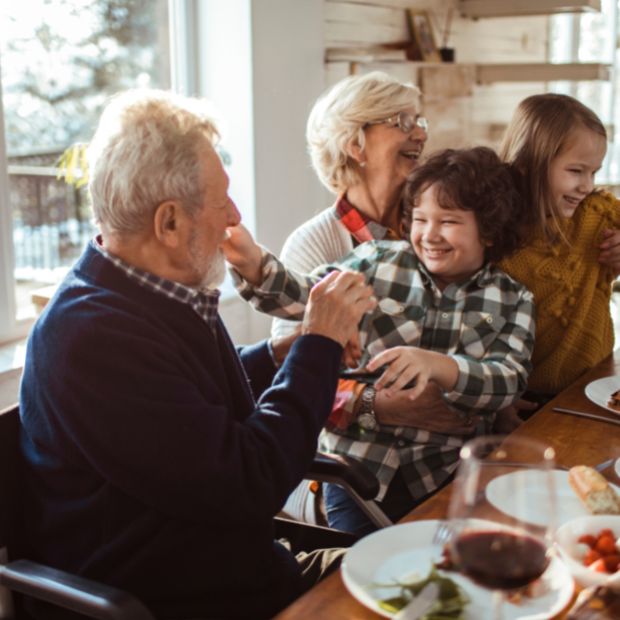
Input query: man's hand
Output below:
<box><xmin>302</xmin><ymin>271</ymin><xmax>376</xmax><ymax>348</ymax></box>
<box><xmin>599</xmin><ymin>228</ymin><xmax>620</xmax><ymax>277</ymax></box>
<box><xmin>373</xmin><ymin>382</ymin><xmax>480</xmax><ymax>436</ymax></box>
<box><xmin>220</xmin><ymin>224</ymin><xmax>263</xmax><ymax>284</ymax></box>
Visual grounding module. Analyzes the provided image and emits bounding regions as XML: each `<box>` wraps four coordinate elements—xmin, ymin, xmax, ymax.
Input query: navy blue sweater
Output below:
<box><xmin>19</xmin><ymin>243</ymin><xmax>343</xmax><ymax>619</ymax></box>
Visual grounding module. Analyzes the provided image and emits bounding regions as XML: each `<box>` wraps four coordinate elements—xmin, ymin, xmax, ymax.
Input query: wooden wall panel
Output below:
<box><xmin>325</xmin><ymin>0</ymin><xmax>421</xmax><ymax>8</ymax></box>
<box><xmin>324</xmin><ymin>2</ymin><xmax>409</xmax><ymax>46</ymax></box>
<box><xmin>450</xmin><ymin>17</ymin><xmax>548</xmax><ymax>63</ymax></box>
<box><xmin>323</xmin><ymin>1</ymin><xmax>552</xmax><ymax>153</ymax></box>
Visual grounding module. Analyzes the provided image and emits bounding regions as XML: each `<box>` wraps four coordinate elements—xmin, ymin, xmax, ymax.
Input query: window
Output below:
<box><xmin>0</xmin><ymin>0</ymin><xmax>170</xmax><ymax>341</ymax></box>
<box><xmin>549</xmin><ymin>0</ymin><xmax>619</xmax><ymax>183</ymax></box>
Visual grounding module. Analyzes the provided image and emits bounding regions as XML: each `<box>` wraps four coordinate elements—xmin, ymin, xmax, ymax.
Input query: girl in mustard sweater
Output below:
<box><xmin>499</xmin><ymin>93</ymin><xmax>620</xmax><ymax>409</ymax></box>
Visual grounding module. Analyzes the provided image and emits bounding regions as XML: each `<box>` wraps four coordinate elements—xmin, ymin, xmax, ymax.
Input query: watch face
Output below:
<box><xmin>358</xmin><ymin>412</ymin><xmax>377</xmax><ymax>431</ymax></box>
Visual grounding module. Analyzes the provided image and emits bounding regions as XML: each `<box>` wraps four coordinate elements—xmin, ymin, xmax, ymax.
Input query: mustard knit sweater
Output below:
<box><xmin>499</xmin><ymin>191</ymin><xmax>620</xmax><ymax>395</ymax></box>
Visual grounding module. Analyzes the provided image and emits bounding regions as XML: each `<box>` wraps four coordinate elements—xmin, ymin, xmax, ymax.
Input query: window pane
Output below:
<box><xmin>0</xmin><ymin>0</ymin><xmax>170</xmax><ymax>319</ymax></box>
<box><xmin>549</xmin><ymin>0</ymin><xmax>618</xmax><ymax>185</ymax></box>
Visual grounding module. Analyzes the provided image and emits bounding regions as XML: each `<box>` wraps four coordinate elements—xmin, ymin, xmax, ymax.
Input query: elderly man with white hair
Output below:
<box><xmin>19</xmin><ymin>89</ymin><xmax>376</xmax><ymax>620</ymax></box>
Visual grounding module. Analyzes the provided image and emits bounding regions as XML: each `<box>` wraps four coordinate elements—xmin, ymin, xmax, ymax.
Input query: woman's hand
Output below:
<box><xmin>366</xmin><ymin>346</ymin><xmax>458</xmax><ymax>402</ymax></box>
<box><xmin>374</xmin><ymin>383</ymin><xmax>480</xmax><ymax>435</ymax></box>
<box><xmin>599</xmin><ymin>228</ymin><xmax>620</xmax><ymax>277</ymax></box>
<box><xmin>269</xmin><ymin>325</ymin><xmax>302</xmax><ymax>366</ymax></box>
<box><xmin>220</xmin><ymin>224</ymin><xmax>264</xmax><ymax>284</ymax></box>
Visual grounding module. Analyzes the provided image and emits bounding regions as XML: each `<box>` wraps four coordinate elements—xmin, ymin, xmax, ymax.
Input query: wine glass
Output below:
<box><xmin>445</xmin><ymin>434</ymin><xmax>557</xmax><ymax>620</ymax></box>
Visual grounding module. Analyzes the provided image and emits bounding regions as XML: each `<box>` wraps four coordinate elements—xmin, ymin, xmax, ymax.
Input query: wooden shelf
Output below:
<box><xmin>460</xmin><ymin>0</ymin><xmax>601</xmax><ymax>18</ymax></box>
<box><xmin>327</xmin><ymin>58</ymin><xmax>611</xmax><ymax>85</ymax></box>
<box><xmin>476</xmin><ymin>62</ymin><xmax>610</xmax><ymax>83</ymax></box>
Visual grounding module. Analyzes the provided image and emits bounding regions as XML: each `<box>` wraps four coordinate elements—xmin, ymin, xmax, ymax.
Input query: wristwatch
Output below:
<box><xmin>357</xmin><ymin>385</ymin><xmax>377</xmax><ymax>431</ymax></box>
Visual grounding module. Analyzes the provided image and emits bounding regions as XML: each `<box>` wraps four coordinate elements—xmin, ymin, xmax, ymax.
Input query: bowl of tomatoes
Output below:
<box><xmin>555</xmin><ymin>515</ymin><xmax>620</xmax><ymax>588</ymax></box>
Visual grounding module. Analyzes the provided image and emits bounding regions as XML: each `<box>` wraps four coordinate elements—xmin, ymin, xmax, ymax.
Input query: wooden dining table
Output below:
<box><xmin>273</xmin><ymin>349</ymin><xmax>620</xmax><ymax>619</ymax></box>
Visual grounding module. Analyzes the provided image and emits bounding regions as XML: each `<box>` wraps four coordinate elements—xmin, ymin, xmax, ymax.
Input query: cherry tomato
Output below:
<box><xmin>584</xmin><ymin>548</ymin><xmax>602</xmax><ymax>566</ymax></box>
<box><xmin>577</xmin><ymin>534</ymin><xmax>597</xmax><ymax>548</ymax></box>
<box><xmin>603</xmin><ymin>554</ymin><xmax>620</xmax><ymax>573</ymax></box>
<box><xmin>595</xmin><ymin>535</ymin><xmax>618</xmax><ymax>555</ymax></box>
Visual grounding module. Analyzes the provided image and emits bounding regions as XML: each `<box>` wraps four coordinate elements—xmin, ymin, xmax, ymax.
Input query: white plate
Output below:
<box><xmin>486</xmin><ymin>470</ymin><xmax>620</xmax><ymax>528</ymax></box>
<box><xmin>584</xmin><ymin>376</ymin><xmax>620</xmax><ymax>414</ymax></box>
<box><xmin>341</xmin><ymin>520</ymin><xmax>574</xmax><ymax>619</ymax></box>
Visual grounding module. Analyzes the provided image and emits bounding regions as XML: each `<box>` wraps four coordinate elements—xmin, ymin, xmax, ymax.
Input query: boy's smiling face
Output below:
<box><xmin>410</xmin><ymin>183</ymin><xmax>487</xmax><ymax>290</ymax></box>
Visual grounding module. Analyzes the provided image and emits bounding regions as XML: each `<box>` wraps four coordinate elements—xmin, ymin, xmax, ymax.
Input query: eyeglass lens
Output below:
<box><xmin>398</xmin><ymin>111</ymin><xmax>428</xmax><ymax>133</ymax></box>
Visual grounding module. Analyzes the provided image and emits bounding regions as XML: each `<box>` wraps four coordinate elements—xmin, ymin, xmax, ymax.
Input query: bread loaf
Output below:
<box><xmin>568</xmin><ymin>465</ymin><xmax>620</xmax><ymax>515</ymax></box>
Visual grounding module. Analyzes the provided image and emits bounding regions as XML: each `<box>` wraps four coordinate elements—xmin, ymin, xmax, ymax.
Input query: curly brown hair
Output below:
<box><xmin>403</xmin><ymin>146</ymin><xmax>527</xmax><ymax>263</ymax></box>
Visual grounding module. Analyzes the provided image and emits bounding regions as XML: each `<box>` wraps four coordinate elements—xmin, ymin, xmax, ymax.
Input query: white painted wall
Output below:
<box><xmin>194</xmin><ymin>0</ymin><xmax>327</xmax><ymax>344</ymax></box>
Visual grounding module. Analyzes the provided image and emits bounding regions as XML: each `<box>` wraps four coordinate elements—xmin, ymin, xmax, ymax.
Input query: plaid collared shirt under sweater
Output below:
<box><xmin>233</xmin><ymin>239</ymin><xmax>535</xmax><ymax>501</ymax></box>
<box><xmin>93</xmin><ymin>238</ymin><xmax>221</xmax><ymax>331</ymax></box>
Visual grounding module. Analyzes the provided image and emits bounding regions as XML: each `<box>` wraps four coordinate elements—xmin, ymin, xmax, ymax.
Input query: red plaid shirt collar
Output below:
<box><xmin>335</xmin><ymin>194</ymin><xmax>402</xmax><ymax>243</ymax></box>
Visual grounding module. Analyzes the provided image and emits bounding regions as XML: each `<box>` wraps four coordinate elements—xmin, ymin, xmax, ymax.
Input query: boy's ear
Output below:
<box><xmin>153</xmin><ymin>200</ymin><xmax>184</xmax><ymax>248</ymax></box>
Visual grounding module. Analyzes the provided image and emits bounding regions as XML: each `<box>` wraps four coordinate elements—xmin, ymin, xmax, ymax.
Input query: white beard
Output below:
<box><xmin>202</xmin><ymin>249</ymin><xmax>226</xmax><ymax>290</ymax></box>
<box><xmin>188</xmin><ymin>236</ymin><xmax>227</xmax><ymax>291</ymax></box>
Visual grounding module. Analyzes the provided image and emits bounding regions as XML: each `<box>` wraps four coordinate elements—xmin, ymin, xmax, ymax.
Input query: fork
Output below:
<box><xmin>432</xmin><ymin>521</ymin><xmax>452</xmax><ymax>547</ymax></box>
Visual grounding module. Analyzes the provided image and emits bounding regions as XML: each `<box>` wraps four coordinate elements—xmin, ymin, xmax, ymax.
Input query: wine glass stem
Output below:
<box><xmin>492</xmin><ymin>590</ymin><xmax>504</xmax><ymax>620</ymax></box>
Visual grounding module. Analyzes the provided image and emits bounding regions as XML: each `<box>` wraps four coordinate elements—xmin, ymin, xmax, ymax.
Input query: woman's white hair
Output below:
<box><xmin>306</xmin><ymin>71</ymin><xmax>421</xmax><ymax>194</ymax></box>
<box><xmin>87</xmin><ymin>89</ymin><xmax>220</xmax><ymax>234</ymax></box>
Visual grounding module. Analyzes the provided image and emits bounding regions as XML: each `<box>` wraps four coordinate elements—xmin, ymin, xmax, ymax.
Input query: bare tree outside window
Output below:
<box><xmin>0</xmin><ymin>0</ymin><xmax>170</xmax><ymax>317</ymax></box>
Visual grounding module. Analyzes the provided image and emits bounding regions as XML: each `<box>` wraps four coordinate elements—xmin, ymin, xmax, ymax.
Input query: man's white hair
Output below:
<box><xmin>88</xmin><ymin>89</ymin><xmax>220</xmax><ymax>234</ymax></box>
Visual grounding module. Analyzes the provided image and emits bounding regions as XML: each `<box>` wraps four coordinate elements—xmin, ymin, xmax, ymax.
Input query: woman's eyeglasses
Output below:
<box><xmin>365</xmin><ymin>111</ymin><xmax>429</xmax><ymax>134</ymax></box>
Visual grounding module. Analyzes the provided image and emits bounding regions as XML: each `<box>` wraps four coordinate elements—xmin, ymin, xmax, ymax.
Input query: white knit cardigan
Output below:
<box><xmin>271</xmin><ymin>204</ymin><xmax>354</xmax><ymax>338</ymax></box>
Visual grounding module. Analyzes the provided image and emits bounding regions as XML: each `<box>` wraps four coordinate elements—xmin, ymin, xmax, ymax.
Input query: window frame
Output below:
<box><xmin>0</xmin><ymin>1</ymin><xmax>188</xmax><ymax>345</ymax></box>
<box><xmin>0</xmin><ymin>68</ymin><xmax>25</xmax><ymax>344</ymax></box>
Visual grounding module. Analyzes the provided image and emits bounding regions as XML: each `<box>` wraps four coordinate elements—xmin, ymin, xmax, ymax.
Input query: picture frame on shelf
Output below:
<box><xmin>406</xmin><ymin>10</ymin><xmax>441</xmax><ymax>63</ymax></box>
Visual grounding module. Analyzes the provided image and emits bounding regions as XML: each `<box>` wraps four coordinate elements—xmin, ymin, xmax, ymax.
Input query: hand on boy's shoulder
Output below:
<box><xmin>493</xmin><ymin>405</ymin><xmax>524</xmax><ymax>434</ymax></box>
<box><xmin>598</xmin><ymin>228</ymin><xmax>620</xmax><ymax>277</ymax></box>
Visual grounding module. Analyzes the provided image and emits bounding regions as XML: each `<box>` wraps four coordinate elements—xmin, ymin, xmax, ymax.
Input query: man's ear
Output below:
<box><xmin>153</xmin><ymin>200</ymin><xmax>184</xmax><ymax>247</ymax></box>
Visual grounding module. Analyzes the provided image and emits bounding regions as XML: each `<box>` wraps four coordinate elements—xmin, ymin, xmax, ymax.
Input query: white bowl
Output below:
<box><xmin>555</xmin><ymin>514</ymin><xmax>620</xmax><ymax>588</ymax></box>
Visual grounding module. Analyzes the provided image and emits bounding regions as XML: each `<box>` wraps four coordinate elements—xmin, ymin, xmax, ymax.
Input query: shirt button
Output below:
<box><xmin>397</xmin><ymin>440</ymin><xmax>406</xmax><ymax>447</ymax></box>
<box><xmin>441</xmin><ymin>312</ymin><xmax>449</xmax><ymax>319</ymax></box>
<box><xmin>485</xmin><ymin>316</ymin><xmax>493</xmax><ymax>324</ymax></box>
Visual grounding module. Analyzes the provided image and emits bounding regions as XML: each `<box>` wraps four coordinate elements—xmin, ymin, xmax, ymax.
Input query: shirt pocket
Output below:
<box><xmin>366</xmin><ymin>298</ymin><xmax>426</xmax><ymax>356</ymax></box>
<box><xmin>458</xmin><ymin>311</ymin><xmax>506</xmax><ymax>359</ymax></box>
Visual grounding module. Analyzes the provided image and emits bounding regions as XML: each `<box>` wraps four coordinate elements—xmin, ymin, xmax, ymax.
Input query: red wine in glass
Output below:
<box><xmin>454</xmin><ymin>529</ymin><xmax>550</xmax><ymax>590</ymax></box>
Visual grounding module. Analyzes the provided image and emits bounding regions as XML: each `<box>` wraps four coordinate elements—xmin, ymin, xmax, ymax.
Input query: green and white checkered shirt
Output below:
<box><xmin>232</xmin><ymin>239</ymin><xmax>535</xmax><ymax>500</ymax></box>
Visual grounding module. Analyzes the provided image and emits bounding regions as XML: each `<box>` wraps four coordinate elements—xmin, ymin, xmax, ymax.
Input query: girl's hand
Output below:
<box><xmin>599</xmin><ymin>228</ymin><xmax>620</xmax><ymax>277</ymax></box>
<box><xmin>220</xmin><ymin>224</ymin><xmax>263</xmax><ymax>284</ymax></box>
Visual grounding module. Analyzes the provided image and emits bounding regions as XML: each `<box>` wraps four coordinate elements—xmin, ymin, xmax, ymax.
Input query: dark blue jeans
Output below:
<box><xmin>324</xmin><ymin>469</ymin><xmax>417</xmax><ymax>538</ymax></box>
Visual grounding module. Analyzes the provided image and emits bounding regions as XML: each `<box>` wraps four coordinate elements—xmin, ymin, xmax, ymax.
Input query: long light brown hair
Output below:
<box><xmin>499</xmin><ymin>93</ymin><xmax>606</xmax><ymax>241</ymax></box>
